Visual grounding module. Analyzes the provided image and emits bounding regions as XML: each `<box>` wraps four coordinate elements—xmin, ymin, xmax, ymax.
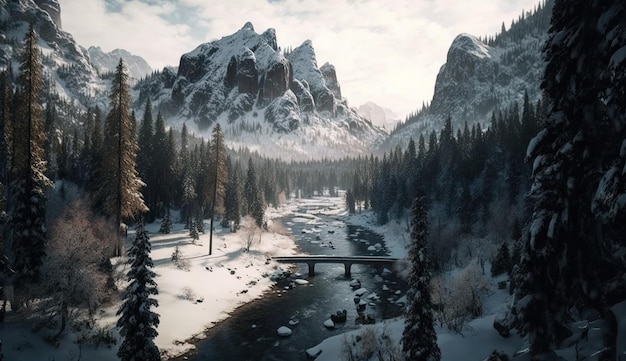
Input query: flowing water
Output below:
<box><xmin>175</xmin><ymin>203</ymin><xmax>408</xmax><ymax>361</ymax></box>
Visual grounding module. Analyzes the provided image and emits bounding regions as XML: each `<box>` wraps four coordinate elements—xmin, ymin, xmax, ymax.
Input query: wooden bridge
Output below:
<box><xmin>272</xmin><ymin>255</ymin><xmax>401</xmax><ymax>277</ymax></box>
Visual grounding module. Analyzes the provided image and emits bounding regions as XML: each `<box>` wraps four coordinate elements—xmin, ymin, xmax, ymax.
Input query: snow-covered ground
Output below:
<box><xmin>0</xmin><ymin>200</ymin><xmax>308</xmax><ymax>360</ymax></box>
<box><xmin>1</xmin><ymin>196</ymin><xmax>611</xmax><ymax>360</ymax></box>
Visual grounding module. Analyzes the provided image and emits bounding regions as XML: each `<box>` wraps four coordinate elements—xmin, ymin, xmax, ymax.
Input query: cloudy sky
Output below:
<box><xmin>60</xmin><ymin>0</ymin><xmax>542</xmax><ymax>118</ymax></box>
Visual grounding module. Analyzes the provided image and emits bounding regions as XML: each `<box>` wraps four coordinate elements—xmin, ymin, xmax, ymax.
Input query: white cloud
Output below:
<box><xmin>60</xmin><ymin>0</ymin><xmax>542</xmax><ymax>118</ymax></box>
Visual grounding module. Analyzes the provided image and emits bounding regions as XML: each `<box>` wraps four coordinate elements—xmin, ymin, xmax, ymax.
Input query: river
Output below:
<box><xmin>174</xmin><ymin>202</ymin><xmax>408</xmax><ymax>361</ymax></box>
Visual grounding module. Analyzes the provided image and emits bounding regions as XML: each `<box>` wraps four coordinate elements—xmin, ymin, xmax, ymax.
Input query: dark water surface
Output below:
<box><xmin>175</xmin><ymin>203</ymin><xmax>407</xmax><ymax>361</ymax></box>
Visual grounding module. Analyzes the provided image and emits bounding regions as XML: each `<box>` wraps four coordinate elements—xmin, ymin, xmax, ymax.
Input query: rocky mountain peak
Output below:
<box><xmin>134</xmin><ymin>23</ymin><xmax>383</xmax><ymax>158</ymax></box>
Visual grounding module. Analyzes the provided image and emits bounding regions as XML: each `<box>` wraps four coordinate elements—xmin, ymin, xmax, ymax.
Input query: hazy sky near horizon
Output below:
<box><xmin>60</xmin><ymin>0</ymin><xmax>542</xmax><ymax>118</ymax></box>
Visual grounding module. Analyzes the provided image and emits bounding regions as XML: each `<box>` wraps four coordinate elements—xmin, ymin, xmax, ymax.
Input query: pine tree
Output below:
<box><xmin>159</xmin><ymin>208</ymin><xmax>172</xmax><ymax>234</ymax></box>
<box><xmin>9</xmin><ymin>25</ymin><xmax>51</xmax><ymax>285</ymax></box>
<box><xmin>100</xmin><ymin>59</ymin><xmax>147</xmax><ymax>256</ymax></box>
<box><xmin>223</xmin><ymin>156</ymin><xmax>241</xmax><ymax>230</ymax></box>
<box><xmin>137</xmin><ymin>99</ymin><xmax>156</xmax><ymax>222</ymax></box>
<box><xmin>208</xmin><ymin>123</ymin><xmax>226</xmax><ymax>254</ymax></box>
<box><xmin>244</xmin><ymin>158</ymin><xmax>264</xmax><ymax>227</ymax></box>
<box><xmin>490</xmin><ymin>242</ymin><xmax>511</xmax><ymax>277</ymax></box>
<box><xmin>116</xmin><ymin>219</ymin><xmax>160</xmax><ymax>361</ymax></box>
<box><xmin>402</xmin><ymin>192</ymin><xmax>441</xmax><ymax>361</ymax></box>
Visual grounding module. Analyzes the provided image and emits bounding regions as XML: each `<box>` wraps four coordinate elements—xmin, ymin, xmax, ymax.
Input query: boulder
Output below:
<box><xmin>277</xmin><ymin>326</ymin><xmax>292</xmax><ymax>336</ymax></box>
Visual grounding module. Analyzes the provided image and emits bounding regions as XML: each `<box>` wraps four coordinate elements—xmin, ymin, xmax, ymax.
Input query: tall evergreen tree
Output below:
<box><xmin>100</xmin><ymin>59</ymin><xmax>147</xmax><ymax>256</ymax></box>
<box><xmin>9</xmin><ymin>24</ymin><xmax>51</xmax><ymax>285</ymax></box>
<box><xmin>116</xmin><ymin>219</ymin><xmax>160</xmax><ymax>361</ymax></box>
<box><xmin>244</xmin><ymin>158</ymin><xmax>264</xmax><ymax>227</ymax></box>
<box><xmin>208</xmin><ymin>123</ymin><xmax>227</xmax><ymax>216</ymax></box>
<box><xmin>511</xmin><ymin>0</ymin><xmax>626</xmax><ymax>355</ymax></box>
<box><xmin>402</xmin><ymin>192</ymin><xmax>441</xmax><ymax>361</ymax></box>
<box><xmin>223</xmin><ymin>156</ymin><xmax>241</xmax><ymax>230</ymax></box>
<box><xmin>137</xmin><ymin>99</ymin><xmax>156</xmax><ymax>222</ymax></box>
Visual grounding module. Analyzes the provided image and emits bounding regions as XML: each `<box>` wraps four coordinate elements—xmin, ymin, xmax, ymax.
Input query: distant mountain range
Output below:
<box><xmin>88</xmin><ymin>46</ymin><xmax>152</xmax><ymax>80</ymax></box>
<box><xmin>357</xmin><ymin>101</ymin><xmax>400</xmax><ymax>131</ymax></box>
<box><xmin>0</xmin><ymin>0</ymin><xmax>553</xmax><ymax>159</ymax></box>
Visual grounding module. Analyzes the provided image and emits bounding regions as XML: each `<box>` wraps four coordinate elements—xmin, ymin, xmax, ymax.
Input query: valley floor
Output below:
<box><xmin>0</xmin><ymin>196</ymin><xmax>612</xmax><ymax>360</ymax></box>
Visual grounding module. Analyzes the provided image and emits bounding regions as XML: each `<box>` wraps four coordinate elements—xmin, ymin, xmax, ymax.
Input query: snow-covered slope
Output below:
<box><xmin>133</xmin><ymin>22</ymin><xmax>384</xmax><ymax>160</ymax></box>
<box><xmin>88</xmin><ymin>46</ymin><xmax>152</xmax><ymax>80</ymax></box>
<box><xmin>377</xmin><ymin>1</ymin><xmax>552</xmax><ymax>152</ymax></box>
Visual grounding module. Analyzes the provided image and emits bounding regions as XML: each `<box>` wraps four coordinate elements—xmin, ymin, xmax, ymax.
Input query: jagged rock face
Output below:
<box><xmin>264</xmin><ymin>90</ymin><xmax>300</xmax><ymax>132</ymax></box>
<box><xmin>287</xmin><ymin>40</ymin><xmax>336</xmax><ymax>115</ymax></box>
<box><xmin>88</xmin><ymin>46</ymin><xmax>152</xmax><ymax>79</ymax></box>
<box><xmin>291</xmin><ymin>79</ymin><xmax>315</xmax><ymax>112</ymax></box>
<box><xmin>236</xmin><ymin>49</ymin><xmax>258</xmax><ymax>94</ymax></box>
<box><xmin>34</xmin><ymin>0</ymin><xmax>61</xmax><ymax>29</ymax></box>
<box><xmin>259</xmin><ymin>53</ymin><xmax>291</xmax><ymax>107</ymax></box>
<box><xmin>320</xmin><ymin>63</ymin><xmax>341</xmax><ymax>100</ymax></box>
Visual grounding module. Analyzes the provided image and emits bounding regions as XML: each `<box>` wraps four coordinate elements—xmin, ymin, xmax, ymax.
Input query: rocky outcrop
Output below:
<box><xmin>320</xmin><ymin>63</ymin><xmax>341</xmax><ymax>100</ymax></box>
<box><xmin>264</xmin><ymin>90</ymin><xmax>300</xmax><ymax>132</ymax></box>
<box><xmin>236</xmin><ymin>49</ymin><xmax>258</xmax><ymax>94</ymax></box>
<box><xmin>0</xmin><ymin>0</ymin><xmax>98</xmax><ymax>109</ymax></box>
<box><xmin>34</xmin><ymin>0</ymin><xmax>61</xmax><ymax>29</ymax></box>
<box><xmin>259</xmin><ymin>52</ymin><xmax>291</xmax><ymax>107</ymax></box>
<box><xmin>290</xmin><ymin>79</ymin><xmax>315</xmax><ymax>112</ymax></box>
<box><xmin>429</xmin><ymin>34</ymin><xmax>497</xmax><ymax>122</ymax></box>
<box><xmin>287</xmin><ymin>40</ymin><xmax>336</xmax><ymax>115</ymax></box>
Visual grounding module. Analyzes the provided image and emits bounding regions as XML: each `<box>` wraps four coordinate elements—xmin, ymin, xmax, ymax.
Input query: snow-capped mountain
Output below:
<box><xmin>88</xmin><ymin>46</ymin><xmax>152</xmax><ymax>80</ymax></box>
<box><xmin>377</xmin><ymin>0</ymin><xmax>552</xmax><ymax>152</ymax></box>
<box><xmin>357</xmin><ymin>101</ymin><xmax>400</xmax><ymax>131</ymax></box>
<box><xmin>134</xmin><ymin>22</ymin><xmax>384</xmax><ymax>160</ymax></box>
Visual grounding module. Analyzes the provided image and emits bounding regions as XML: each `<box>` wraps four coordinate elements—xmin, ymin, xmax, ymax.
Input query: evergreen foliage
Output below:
<box><xmin>116</xmin><ymin>219</ymin><xmax>160</xmax><ymax>361</ymax></box>
<box><xmin>159</xmin><ymin>208</ymin><xmax>172</xmax><ymax>234</ymax></box>
<box><xmin>9</xmin><ymin>25</ymin><xmax>51</xmax><ymax>286</ymax></box>
<box><xmin>402</xmin><ymin>192</ymin><xmax>441</xmax><ymax>361</ymax></box>
<box><xmin>509</xmin><ymin>0</ymin><xmax>626</xmax><ymax>355</ymax></box>
<box><xmin>490</xmin><ymin>242</ymin><xmax>511</xmax><ymax>277</ymax></box>
<box><xmin>100</xmin><ymin>59</ymin><xmax>147</xmax><ymax>256</ymax></box>
<box><xmin>223</xmin><ymin>156</ymin><xmax>241</xmax><ymax>230</ymax></box>
<box><xmin>244</xmin><ymin>158</ymin><xmax>264</xmax><ymax>227</ymax></box>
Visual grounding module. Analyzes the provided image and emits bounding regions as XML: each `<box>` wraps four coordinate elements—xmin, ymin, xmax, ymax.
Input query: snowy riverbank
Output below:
<box><xmin>1</xmin><ymin>198</ymin><xmax>335</xmax><ymax>360</ymax></box>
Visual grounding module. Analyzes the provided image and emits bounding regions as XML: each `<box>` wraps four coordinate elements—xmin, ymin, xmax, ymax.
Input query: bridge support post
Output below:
<box><xmin>308</xmin><ymin>262</ymin><xmax>315</xmax><ymax>277</ymax></box>
<box><xmin>344</xmin><ymin>262</ymin><xmax>352</xmax><ymax>278</ymax></box>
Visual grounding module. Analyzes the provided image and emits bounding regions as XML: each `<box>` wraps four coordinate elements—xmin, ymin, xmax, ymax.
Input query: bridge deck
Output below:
<box><xmin>273</xmin><ymin>255</ymin><xmax>400</xmax><ymax>277</ymax></box>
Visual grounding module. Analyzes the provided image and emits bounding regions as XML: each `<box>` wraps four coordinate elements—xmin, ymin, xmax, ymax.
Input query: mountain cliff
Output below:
<box><xmin>134</xmin><ymin>22</ymin><xmax>384</xmax><ymax>159</ymax></box>
<box><xmin>378</xmin><ymin>0</ymin><xmax>553</xmax><ymax>152</ymax></box>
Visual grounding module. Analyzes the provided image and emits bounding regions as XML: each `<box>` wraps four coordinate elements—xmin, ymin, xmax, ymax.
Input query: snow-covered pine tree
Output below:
<box><xmin>511</xmin><ymin>0</ymin><xmax>625</xmax><ymax>355</ymax></box>
<box><xmin>9</xmin><ymin>25</ymin><xmax>51</xmax><ymax>286</ymax></box>
<box><xmin>159</xmin><ymin>208</ymin><xmax>172</xmax><ymax>234</ymax></box>
<box><xmin>402</xmin><ymin>192</ymin><xmax>441</xmax><ymax>361</ymax></box>
<box><xmin>117</xmin><ymin>218</ymin><xmax>160</xmax><ymax>361</ymax></box>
